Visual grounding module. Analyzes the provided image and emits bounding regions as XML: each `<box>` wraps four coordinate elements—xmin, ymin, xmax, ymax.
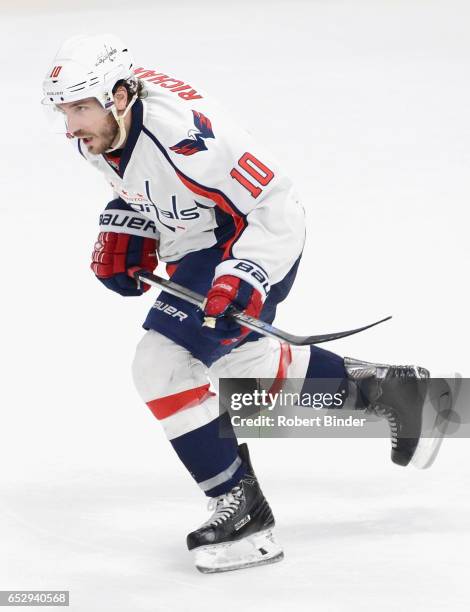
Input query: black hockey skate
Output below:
<box><xmin>187</xmin><ymin>443</ymin><xmax>283</xmax><ymax>573</ymax></box>
<box><xmin>345</xmin><ymin>357</ymin><xmax>431</xmax><ymax>466</ymax></box>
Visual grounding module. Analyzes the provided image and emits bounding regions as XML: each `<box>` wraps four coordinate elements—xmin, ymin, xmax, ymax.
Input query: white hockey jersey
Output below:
<box><xmin>76</xmin><ymin>66</ymin><xmax>306</xmax><ymax>298</ymax></box>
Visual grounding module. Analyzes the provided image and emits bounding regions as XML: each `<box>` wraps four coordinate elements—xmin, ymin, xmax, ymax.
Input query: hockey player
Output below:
<box><xmin>42</xmin><ymin>34</ymin><xmax>452</xmax><ymax>573</ymax></box>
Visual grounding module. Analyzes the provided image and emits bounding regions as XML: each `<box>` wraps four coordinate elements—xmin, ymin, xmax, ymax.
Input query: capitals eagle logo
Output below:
<box><xmin>170</xmin><ymin>110</ymin><xmax>215</xmax><ymax>156</ymax></box>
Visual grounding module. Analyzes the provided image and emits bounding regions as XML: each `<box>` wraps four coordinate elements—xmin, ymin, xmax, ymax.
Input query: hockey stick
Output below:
<box><xmin>132</xmin><ymin>269</ymin><xmax>391</xmax><ymax>346</ymax></box>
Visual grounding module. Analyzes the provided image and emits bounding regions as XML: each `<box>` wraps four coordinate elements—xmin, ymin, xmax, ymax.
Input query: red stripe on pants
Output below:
<box><xmin>267</xmin><ymin>342</ymin><xmax>292</xmax><ymax>396</ymax></box>
<box><xmin>147</xmin><ymin>384</ymin><xmax>215</xmax><ymax>420</ymax></box>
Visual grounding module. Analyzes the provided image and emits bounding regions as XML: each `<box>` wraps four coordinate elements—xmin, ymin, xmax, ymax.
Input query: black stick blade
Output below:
<box><xmin>228</xmin><ymin>310</ymin><xmax>392</xmax><ymax>346</ymax></box>
<box><xmin>135</xmin><ymin>271</ymin><xmax>392</xmax><ymax>347</ymax></box>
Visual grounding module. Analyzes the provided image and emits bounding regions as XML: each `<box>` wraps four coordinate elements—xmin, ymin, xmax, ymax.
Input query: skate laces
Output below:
<box><xmin>369</xmin><ymin>405</ymin><xmax>399</xmax><ymax>448</ymax></box>
<box><xmin>367</xmin><ymin>365</ymin><xmax>428</xmax><ymax>448</ymax></box>
<box><xmin>205</xmin><ymin>485</ymin><xmax>244</xmax><ymax>527</ymax></box>
<box><xmin>389</xmin><ymin>365</ymin><xmax>429</xmax><ymax>381</ymax></box>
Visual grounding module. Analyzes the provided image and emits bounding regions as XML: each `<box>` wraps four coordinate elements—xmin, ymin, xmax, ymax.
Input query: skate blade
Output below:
<box><xmin>412</xmin><ymin>374</ymin><xmax>462</xmax><ymax>469</ymax></box>
<box><xmin>194</xmin><ymin>528</ymin><xmax>284</xmax><ymax>574</ymax></box>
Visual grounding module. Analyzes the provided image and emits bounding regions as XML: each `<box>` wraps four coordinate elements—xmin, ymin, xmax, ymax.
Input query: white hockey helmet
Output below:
<box><xmin>42</xmin><ymin>33</ymin><xmax>135</xmax><ymax>108</ymax></box>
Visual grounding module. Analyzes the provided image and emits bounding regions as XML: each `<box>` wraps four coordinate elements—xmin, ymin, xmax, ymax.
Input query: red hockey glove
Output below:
<box><xmin>91</xmin><ymin>231</ymin><xmax>158</xmax><ymax>296</ymax></box>
<box><xmin>203</xmin><ymin>274</ymin><xmax>264</xmax><ymax>342</ymax></box>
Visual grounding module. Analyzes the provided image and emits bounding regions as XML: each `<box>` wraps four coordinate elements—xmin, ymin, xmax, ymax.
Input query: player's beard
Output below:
<box><xmin>78</xmin><ymin>113</ymin><xmax>119</xmax><ymax>155</ymax></box>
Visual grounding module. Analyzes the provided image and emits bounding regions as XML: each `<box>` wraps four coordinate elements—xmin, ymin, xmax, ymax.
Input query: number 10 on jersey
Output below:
<box><xmin>230</xmin><ymin>152</ymin><xmax>274</xmax><ymax>198</ymax></box>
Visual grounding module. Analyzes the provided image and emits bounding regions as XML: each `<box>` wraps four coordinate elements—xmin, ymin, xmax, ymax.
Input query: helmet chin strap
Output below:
<box><xmin>106</xmin><ymin>94</ymin><xmax>138</xmax><ymax>153</ymax></box>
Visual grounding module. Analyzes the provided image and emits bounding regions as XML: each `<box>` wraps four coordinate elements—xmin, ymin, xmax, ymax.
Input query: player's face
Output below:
<box><xmin>56</xmin><ymin>97</ymin><xmax>118</xmax><ymax>154</ymax></box>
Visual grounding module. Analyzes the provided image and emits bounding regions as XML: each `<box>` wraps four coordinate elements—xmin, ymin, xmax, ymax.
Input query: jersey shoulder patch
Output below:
<box><xmin>170</xmin><ymin>110</ymin><xmax>215</xmax><ymax>156</ymax></box>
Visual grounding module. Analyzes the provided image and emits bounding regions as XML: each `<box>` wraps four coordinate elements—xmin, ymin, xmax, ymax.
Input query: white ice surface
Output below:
<box><xmin>0</xmin><ymin>1</ymin><xmax>469</xmax><ymax>610</ymax></box>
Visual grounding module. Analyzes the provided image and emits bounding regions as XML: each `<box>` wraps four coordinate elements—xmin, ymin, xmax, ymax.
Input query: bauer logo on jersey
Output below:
<box><xmin>170</xmin><ymin>110</ymin><xmax>215</xmax><ymax>156</ymax></box>
<box><xmin>99</xmin><ymin>210</ymin><xmax>158</xmax><ymax>238</ymax></box>
<box><xmin>152</xmin><ymin>300</ymin><xmax>188</xmax><ymax>322</ymax></box>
